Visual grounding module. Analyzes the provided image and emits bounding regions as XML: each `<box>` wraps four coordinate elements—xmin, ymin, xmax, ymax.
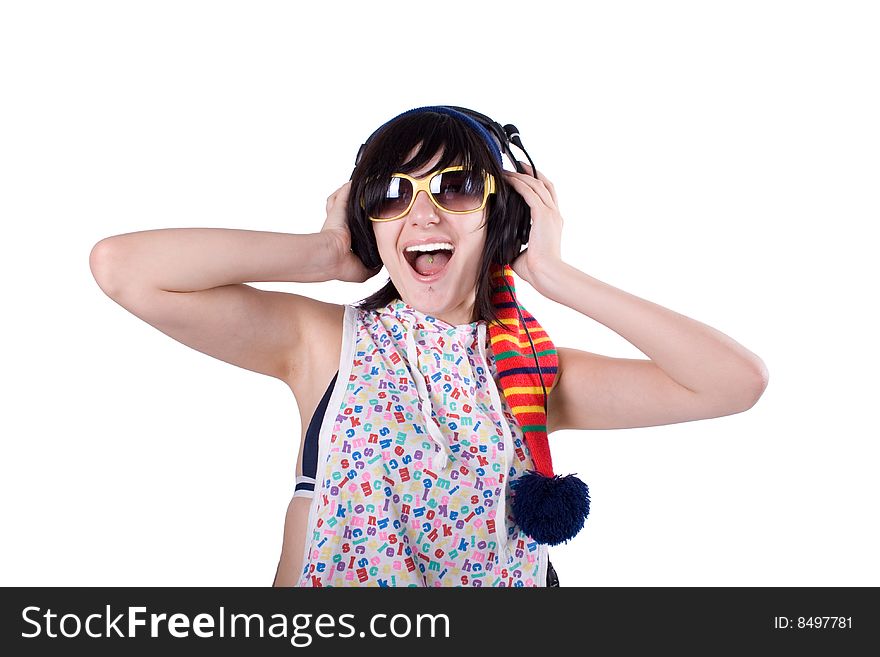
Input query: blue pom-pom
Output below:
<box><xmin>509</xmin><ymin>471</ymin><xmax>591</xmax><ymax>545</ymax></box>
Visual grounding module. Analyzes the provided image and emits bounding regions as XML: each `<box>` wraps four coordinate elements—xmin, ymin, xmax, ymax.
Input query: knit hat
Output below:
<box><xmin>488</xmin><ymin>262</ymin><xmax>590</xmax><ymax>545</ymax></box>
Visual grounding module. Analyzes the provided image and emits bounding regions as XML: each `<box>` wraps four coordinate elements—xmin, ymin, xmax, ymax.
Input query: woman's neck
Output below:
<box><xmin>399</xmin><ymin>296</ymin><xmax>477</xmax><ymax>327</ymax></box>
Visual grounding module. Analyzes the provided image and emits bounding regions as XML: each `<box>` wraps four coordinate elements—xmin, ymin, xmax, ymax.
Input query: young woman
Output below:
<box><xmin>90</xmin><ymin>106</ymin><xmax>768</xmax><ymax>587</ymax></box>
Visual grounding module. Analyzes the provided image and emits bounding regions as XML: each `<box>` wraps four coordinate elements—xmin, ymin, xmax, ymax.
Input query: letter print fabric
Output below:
<box><xmin>297</xmin><ymin>298</ymin><xmax>549</xmax><ymax>587</ymax></box>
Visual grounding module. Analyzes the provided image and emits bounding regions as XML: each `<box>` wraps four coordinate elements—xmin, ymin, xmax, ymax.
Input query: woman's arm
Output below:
<box><xmin>505</xmin><ymin>165</ymin><xmax>767</xmax><ymax>432</ymax></box>
<box><xmin>537</xmin><ymin>260</ymin><xmax>768</xmax><ymax>404</ymax></box>
<box><xmin>90</xmin><ymin>228</ymin><xmax>340</xmax><ymax>296</ymax></box>
<box><xmin>88</xmin><ymin>182</ymin><xmax>379</xmax><ymax>382</ymax></box>
<box><xmin>540</xmin><ymin>262</ymin><xmax>768</xmax><ymax>432</ymax></box>
<box><xmin>89</xmin><ymin>181</ymin><xmax>374</xmax><ymax>295</ymax></box>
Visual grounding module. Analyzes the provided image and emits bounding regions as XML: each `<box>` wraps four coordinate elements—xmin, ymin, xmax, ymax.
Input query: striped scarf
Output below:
<box><xmin>487</xmin><ymin>262</ymin><xmax>558</xmax><ymax>479</ymax></box>
<box><xmin>487</xmin><ymin>261</ymin><xmax>590</xmax><ymax>546</ymax></box>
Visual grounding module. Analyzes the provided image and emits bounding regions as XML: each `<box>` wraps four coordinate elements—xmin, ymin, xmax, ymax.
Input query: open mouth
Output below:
<box><xmin>403</xmin><ymin>246</ymin><xmax>455</xmax><ymax>280</ymax></box>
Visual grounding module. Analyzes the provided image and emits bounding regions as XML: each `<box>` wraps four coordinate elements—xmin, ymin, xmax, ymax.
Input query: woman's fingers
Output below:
<box><xmin>504</xmin><ymin>172</ymin><xmax>546</xmax><ymax>207</ymax></box>
<box><xmin>514</xmin><ymin>162</ymin><xmax>558</xmax><ymax>207</ymax></box>
<box><xmin>505</xmin><ymin>168</ymin><xmax>554</xmax><ymax>208</ymax></box>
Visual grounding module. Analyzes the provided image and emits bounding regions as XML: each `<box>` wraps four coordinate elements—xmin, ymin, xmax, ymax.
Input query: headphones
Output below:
<box><xmin>350</xmin><ymin>105</ymin><xmax>549</xmax><ymax>411</ymax></box>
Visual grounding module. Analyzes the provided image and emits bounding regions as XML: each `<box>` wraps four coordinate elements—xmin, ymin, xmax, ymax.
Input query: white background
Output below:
<box><xmin>1</xmin><ymin>0</ymin><xmax>877</xmax><ymax>587</ymax></box>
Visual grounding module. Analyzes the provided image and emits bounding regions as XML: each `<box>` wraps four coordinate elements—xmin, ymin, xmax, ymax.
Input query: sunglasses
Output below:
<box><xmin>361</xmin><ymin>165</ymin><xmax>496</xmax><ymax>222</ymax></box>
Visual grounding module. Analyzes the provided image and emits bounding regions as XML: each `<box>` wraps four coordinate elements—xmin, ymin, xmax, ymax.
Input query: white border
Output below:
<box><xmin>297</xmin><ymin>303</ymin><xmax>358</xmax><ymax>585</ymax></box>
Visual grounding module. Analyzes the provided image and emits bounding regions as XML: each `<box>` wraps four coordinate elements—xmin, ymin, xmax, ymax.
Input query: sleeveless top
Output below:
<box><xmin>296</xmin><ymin>298</ymin><xmax>549</xmax><ymax>587</ymax></box>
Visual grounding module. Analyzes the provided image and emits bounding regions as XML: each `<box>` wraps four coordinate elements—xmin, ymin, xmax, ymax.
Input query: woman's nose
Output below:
<box><xmin>408</xmin><ymin>190</ymin><xmax>439</xmax><ymax>223</ymax></box>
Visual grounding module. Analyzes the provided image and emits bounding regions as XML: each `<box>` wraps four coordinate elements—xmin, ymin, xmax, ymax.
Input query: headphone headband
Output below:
<box><xmin>353</xmin><ymin>105</ymin><xmax>516</xmax><ymax>171</ymax></box>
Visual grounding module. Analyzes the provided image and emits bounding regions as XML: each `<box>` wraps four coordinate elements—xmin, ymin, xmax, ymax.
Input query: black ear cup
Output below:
<box><xmin>498</xmin><ymin>190</ymin><xmax>531</xmax><ymax>266</ymax></box>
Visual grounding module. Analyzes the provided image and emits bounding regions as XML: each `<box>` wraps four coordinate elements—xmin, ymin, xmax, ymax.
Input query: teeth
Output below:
<box><xmin>404</xmin><ymin>242</ymin><xmax>455</xmax><ymax>253</ymax></box>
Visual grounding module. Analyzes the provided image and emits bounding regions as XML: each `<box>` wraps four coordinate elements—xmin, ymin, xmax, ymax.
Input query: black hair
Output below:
<box><xmin>347</xmin><ymin>110</ymin><xmax>530</xmax><ymax>329</ymax></box>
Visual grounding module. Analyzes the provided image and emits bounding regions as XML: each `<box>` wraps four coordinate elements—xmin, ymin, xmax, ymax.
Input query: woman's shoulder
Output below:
<box><xmin>281</xmin><ymin>298</ymin><xmax>347</xmax><ymax>411</ymax></box>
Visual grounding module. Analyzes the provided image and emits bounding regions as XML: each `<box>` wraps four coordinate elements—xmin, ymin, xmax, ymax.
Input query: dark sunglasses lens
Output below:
<box><xmin>371</xmin><ymin>177</ymin><xmax>414</xmax><ymax>219</ymax></box>
<box><xmin>431</xmin><ymin>170</ymin><xmax>485</xmax><ymax>211</ymax></box>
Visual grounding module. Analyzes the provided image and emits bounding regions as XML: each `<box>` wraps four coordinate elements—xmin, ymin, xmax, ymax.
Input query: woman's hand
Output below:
<box><xmin>503</xmin><ymin>163</ymin><xmax>565</xmax><ymax>288</ymax></box>
<box><xmin>320</xmin><ymin>181</ymin><xmax>383</xmax><ymax>283</ymax></box>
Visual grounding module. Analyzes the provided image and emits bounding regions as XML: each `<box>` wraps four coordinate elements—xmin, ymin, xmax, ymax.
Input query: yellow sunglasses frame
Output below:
<box><xmin>361</xmin><ymin>165</ymin><xmax>497</xmax><ymax>222</ymax></box>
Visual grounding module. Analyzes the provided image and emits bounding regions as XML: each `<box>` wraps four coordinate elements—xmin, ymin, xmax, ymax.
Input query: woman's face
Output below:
<box><xmin>372</xmin><ymin>146</ymin><xmax>488</xmax><ymax>326</ymax></box>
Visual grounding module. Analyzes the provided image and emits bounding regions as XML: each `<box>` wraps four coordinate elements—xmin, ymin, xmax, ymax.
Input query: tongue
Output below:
<box><xmin>413</xmin><ymin>251</ymin><xmax>451</xmax><ymax>276</ymax></box>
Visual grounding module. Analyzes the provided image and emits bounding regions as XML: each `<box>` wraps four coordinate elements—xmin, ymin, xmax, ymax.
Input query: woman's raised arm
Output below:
<box><xmin>88</xmin><ymin>182</ymin><xmax>381</xmax><ymax>382</ymax></box>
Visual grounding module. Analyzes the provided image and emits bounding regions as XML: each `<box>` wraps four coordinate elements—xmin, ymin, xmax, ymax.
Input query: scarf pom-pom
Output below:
<box><xmin>510</xmin><ymin>471</ymin><xmax>591</xmax><ymax>546</ymax></box>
